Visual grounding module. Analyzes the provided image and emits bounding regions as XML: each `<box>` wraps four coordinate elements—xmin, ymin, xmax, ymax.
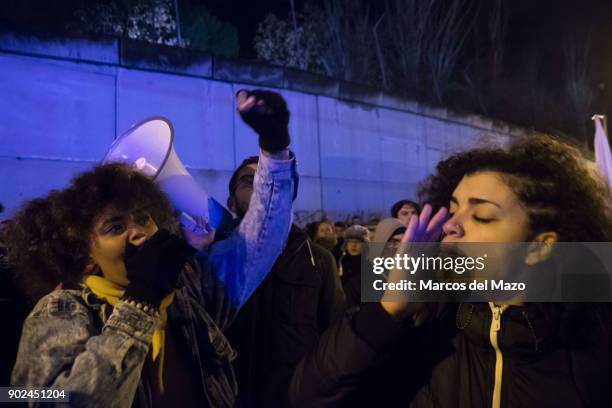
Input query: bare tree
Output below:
<box><xmin>563</xmin><ymin>27</ymin><xmax>595</xmax><ymax>142</ymax></box>
<box><xmin>173</xmin><ymin>0</ymin><xmax>183</xmax><ymax>46</ymax></box>
<box><xmin>256</xmin><ymin>0</ymin><xmax>482</xmax><ymax>104</ymax></box>
<box><xmin>422</xmin><ymin>0</ymin><xmax>481</xmax><ymax>104</ymax></box>
<box><xmin>381</xmin><ymin>0</ymin><xmax>481</xmax><ymax>104</ymax></box>
<box><xmin>321</xmin><ymin>0</ymin><xmax>377</xmax><ymax>84</ymax></box>
<box><xmin>373</xmin><ymin>13</ymin><xmax>388</xmax><ymax>89</ymax></box>
<box><xmin>488</xmin><ymin>0</ymin><xmax>506</xmax><ymax>77</ymax></box>
<box><xmin>380</xmin><ymin>0</ymin><xmax>426</xmax><ymax>95</ymax></box>
<box><xmin>461</xmin><ymin>0</ymin><xmax>507</xmax><ymax>115</ymax></box>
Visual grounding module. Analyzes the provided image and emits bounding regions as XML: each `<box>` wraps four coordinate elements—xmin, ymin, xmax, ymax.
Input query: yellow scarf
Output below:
<box><xmin>83</xmin><ymin>275</ymin><xmax>174</xmax><ymax>392</ymax></box>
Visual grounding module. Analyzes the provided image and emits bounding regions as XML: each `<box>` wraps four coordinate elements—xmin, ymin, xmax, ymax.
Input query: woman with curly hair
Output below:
<box><xmin>8</xmin><ymin>90</ymin><xmax>296</xmax><ymax>407</ymax></box>
<box><xmin>290</xmin><ymin>134</ymin><xmax>612</xmax><ymax>407</ymax></box>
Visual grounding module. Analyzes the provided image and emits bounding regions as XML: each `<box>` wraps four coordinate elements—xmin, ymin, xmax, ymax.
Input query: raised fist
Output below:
<box><xmin>236</xmin><ymin>89</ymin><xmax>290</xmax><ymax>153</ymax></box>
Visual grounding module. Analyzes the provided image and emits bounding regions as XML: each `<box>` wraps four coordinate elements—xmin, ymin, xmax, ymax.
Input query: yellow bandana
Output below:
<box><xmin>82</xmin><ymin>275</ymin><xmax>174</xmax><ymax>392</ymax></box>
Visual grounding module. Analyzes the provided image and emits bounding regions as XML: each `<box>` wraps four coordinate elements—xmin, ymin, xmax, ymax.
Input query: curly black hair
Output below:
<box><xmin>418</xmin><ymin>133</ymin><xmax>612</xmax><ymax>347</ymax></box>
<box><xmin>5</xmin><ymin>163</ymin><xmax>177</xmax><ymax>301</ymax></box>
<box><xmin>418</xmin><ymin>133</ymin><xmax>612</xmax><ymax>242</ymax></box>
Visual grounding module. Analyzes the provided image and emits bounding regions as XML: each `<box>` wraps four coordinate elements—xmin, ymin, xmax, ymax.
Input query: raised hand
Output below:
<box><xmin>236</xmin><ymin>89</ymin><xmax>290</xmax><ymax>154</ymax></box>
<box><xmin>381</xmin><ymin>204</ymin><xmax>449</xmax><ymax>320</ymax></box>
<box><xmin>401</xmin><ymin>204</ymin><xmax>448</xmax><ymax>248</ymax></box>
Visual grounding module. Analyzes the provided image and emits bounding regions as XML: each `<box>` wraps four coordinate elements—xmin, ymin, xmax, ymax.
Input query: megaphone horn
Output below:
<box><xmin>103</xmin><ymin>116</ymin><xmax>233</xmax><ymax>235</ymax></box>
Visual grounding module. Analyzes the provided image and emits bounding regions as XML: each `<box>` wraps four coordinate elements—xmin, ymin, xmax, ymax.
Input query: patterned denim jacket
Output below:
<box><xmin>11</xmin><ymin>152</ymin><xmax>296</xmax><ymax>407</ymax></box>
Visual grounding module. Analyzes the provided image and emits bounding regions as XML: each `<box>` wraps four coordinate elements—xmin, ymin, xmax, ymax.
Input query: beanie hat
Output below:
<box><xmin>344</xmin><ymin>225</ymin><xmax>369</xmax><ymax>242</ymax></box>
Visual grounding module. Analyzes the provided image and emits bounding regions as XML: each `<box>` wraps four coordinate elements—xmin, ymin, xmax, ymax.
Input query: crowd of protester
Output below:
<box><xmin>1</xmin><ymin>89</ymin><xmax>611</xmax><ymax>407</ymax></box>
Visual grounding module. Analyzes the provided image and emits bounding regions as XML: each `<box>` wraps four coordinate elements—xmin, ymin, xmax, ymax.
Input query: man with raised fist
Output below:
<box><xmin>224</xmin><ymin>90</ymin><xmax>345</xmax><ymax>408</ymax></box>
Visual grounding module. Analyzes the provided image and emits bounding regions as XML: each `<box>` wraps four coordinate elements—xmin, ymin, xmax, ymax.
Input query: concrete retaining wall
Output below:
<box><xmin>0</xmin><ymin>33</ymin><xmax>519</xmax><ymax>221</ymax></box>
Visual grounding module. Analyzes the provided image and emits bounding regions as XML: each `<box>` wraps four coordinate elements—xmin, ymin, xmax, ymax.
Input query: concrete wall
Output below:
<box><xmin>0</xmin><ymin>33</ymin><xmax>518</xmax><ymax>221</ymax></box>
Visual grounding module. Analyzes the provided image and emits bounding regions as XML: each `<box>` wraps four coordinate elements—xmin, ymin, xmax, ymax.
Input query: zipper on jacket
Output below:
<box><xmin>489</xmin><ymin>303</ymin><xmax>508</xmax><ymax>408</ymax></box>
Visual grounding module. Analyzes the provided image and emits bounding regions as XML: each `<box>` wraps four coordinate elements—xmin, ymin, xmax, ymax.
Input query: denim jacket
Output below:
<box><xmin>11</xmin><ymin>152</ymin><xmax>296</xmax><ymax>407</ymax></box>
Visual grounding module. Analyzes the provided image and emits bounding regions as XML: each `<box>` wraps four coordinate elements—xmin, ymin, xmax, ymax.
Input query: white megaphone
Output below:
<box><xmin>103</xmin><ymin>116</ymin><xmax>233</xmax><ymax>236</ymax></box>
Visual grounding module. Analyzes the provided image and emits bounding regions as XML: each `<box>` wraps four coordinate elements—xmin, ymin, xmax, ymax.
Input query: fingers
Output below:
<box><xmin>398</xmin><ymin>214</ymin><xmax>419</xmax><ymax>255</ymax></box>
<box><xmin>236</xmin><ymin>90</ymin><xmax>248</xmax><ymax>103</ymax></box>
<box><xmin>400</xmin><ymin>205</ymin><xmax>449</xmax><ymax>245</ymax></box>
<box><xmin>419</xmin><ymin>204</ymin><xmax>432</xmax><ymax>225</ymax></box>
<box><xmin>426</xmin><ymin>207</ymin><xmax>449</xmax><ymax>239</ymax></box>
<box><xmin>255</xmin><ymin>100</ymin><xmax>273</xmax><ymax>115</ymax></box>
<box><xmin>236</xmin><ymin>89</ymin><xmax>256</xmax><ymax>113</ymax></box>
<box><xmin>403</xmin><ymin>214</ymin><xmax>419</xmax><ymax>243</ymax></box>
<box><xmin>191</xmin><ymin>216</ymin><xmax>212</xmax><ymax>235</ymax></box>
<box><xmin>194</xmin><ymin>216</ymin><xmax>207</xmax><ymax>228</ymax></box>
<box><xmin>237</xmin><ymin>95</ymin><xmax>256</xmax><ymax>113</ymax></box>
<box><xmin>417</xmin><ymin>204</ymin><xmax>433</xmax><ymax>237</ymax></box>
<box><xmin>236</xmin><ymin>89</ymin><xmax>284</xmax><ymax>115</ymax></box>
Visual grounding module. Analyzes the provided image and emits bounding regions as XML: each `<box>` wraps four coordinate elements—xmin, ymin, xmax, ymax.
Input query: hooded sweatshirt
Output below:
<box><xmin>371</xmin><ymin>218</ymin><xmax>407</xmax><ymax>259</ymax></box>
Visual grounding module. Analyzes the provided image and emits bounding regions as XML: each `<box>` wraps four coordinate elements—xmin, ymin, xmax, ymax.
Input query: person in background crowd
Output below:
<box><xmin>370</xmin><ymin>217</ymin><xmax>407</xmax><ymax>260</ymax></box>
<box><xmin>391</xmin><ymin>199</ymin><xmax>421</xmax><ymax>225</ymax></box>
<box><xmin>305</xmin><ymin>220</ymin><xmax>338</xmax><ymax>253</ymax></box>
<box><xmin>334</xmin><ymin>221</ymin><xmax>347</xmax><ymax>238</ymax></box>
<box><xmin>225</xmin><ymin>94</ymin><xmax>344</xmax><ymax>408</ymax></box>
<box><xmin>332</xmin><ymin>221</ymin><xmax>347</xmax><ymax>263</ymax></box>
<box><xmin>364</xmin><ymin>218</ymin><xmax>381</xmax><ymax>241</ymax></box>
<box><xmin>8</xmin><ymin>89</ymin><xmax>295</xmax><ymax>408</ymax></box>
<box><xmin>290</xmin><ymin>134</ymin><xmax>612</xmax><ymax>407</ymax></box>
<box><xmin>339</xmin><ymin>225</ymin><xmax>369</xmax><ymax>308</ymax></box>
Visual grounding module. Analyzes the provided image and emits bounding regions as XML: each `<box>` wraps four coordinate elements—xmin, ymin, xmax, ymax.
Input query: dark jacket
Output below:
<box><xmin>339</xmin><ymin>254</ymin><xmax>362</xmax><ymax>308</ymax></box>
<box><xmin>228</xmin><ymin>225</ymin><xmax>345</xmax><ymax>407</ymax></box>
<box><xmin>290</xmin><ymin>302</ymin><xmax>612</xmax><ymax>407</ymax></box>
<box><xmin>0</xmin><ymin>258</ymin><xmax>31</xmax><ymax>386</ymax></box>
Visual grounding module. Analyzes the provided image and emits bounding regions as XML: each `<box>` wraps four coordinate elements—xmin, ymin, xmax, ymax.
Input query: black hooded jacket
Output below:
<box><xmin>227</xmin><ymin>225</ymin><xmax>345</xmax><ymax>407</ymax></box>
<box><xmin>340</xmin><ymin>254</ymin><xmax>362</xmax><ymax>308</ymax></box>
<box><xmin>290</xmin><ymin>302</ymin><xmax>612</xmax><ymax>407</ymax></box>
